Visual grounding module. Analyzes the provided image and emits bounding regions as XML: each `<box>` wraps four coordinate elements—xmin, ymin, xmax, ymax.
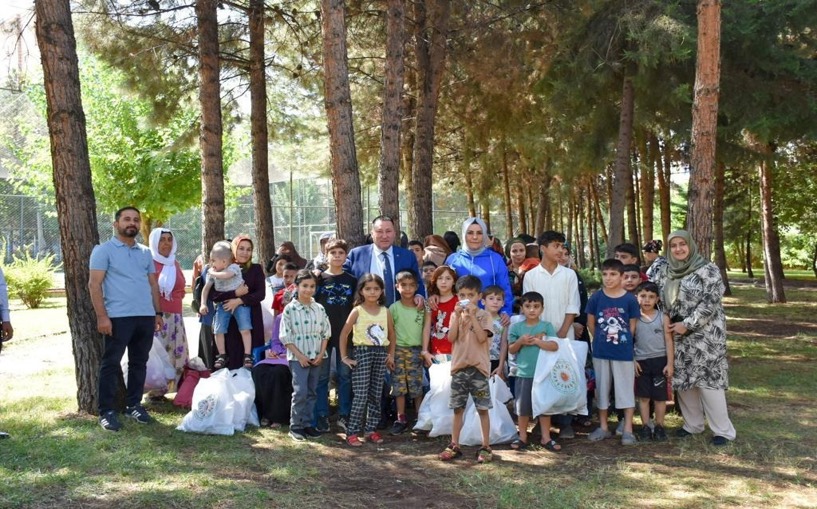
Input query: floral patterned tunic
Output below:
<box><xmin>661</xmin><ymin>262</ymin><xmax>729</xmax><ymax>391</ymax></box>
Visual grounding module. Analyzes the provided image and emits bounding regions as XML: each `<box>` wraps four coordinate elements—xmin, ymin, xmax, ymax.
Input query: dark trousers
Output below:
<box><xmin>98</xmin><ymin>316</ymin><xmax>154</xmax><ymax>413</ymax></box>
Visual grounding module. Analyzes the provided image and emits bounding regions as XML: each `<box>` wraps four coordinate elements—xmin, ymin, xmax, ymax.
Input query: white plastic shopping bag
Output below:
<box><xmin>413</xmin><ymin>361</ymin><xmax>453</xmax><ymax>435</ymax></box>
<box><xmin>531</xmin><ymin>338</ymin><xmax>588</xmax><ymax>417</ymax></box>
<box><xmin>459</xmin><ymin>376</ymin><xmax>518</xmax><ymax>446</ymax></box>
<box><xmin>230</xmin><ymin>368</ymin><xmax>258</xmax><ymax>432</ymax></box>
<box><xmin>177</xmin><ymin>368</ymin><xmax>236</xmax><ymax>435</ymax></box>
<box><xmin>121</xmin><ymin>337</ymin><xmax>176</xmax><ymax>393</ymax></box>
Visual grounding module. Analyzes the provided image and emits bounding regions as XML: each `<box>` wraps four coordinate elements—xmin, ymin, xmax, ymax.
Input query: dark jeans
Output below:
<box><xmin>98</xmin><ymin>316</ymin><xmax>154</xmax><ymax>413</ymax></box>
<box><xmin>314</xmin><ymin>342</ymin><xmax>352</xmax><ymax>421</ymax></box>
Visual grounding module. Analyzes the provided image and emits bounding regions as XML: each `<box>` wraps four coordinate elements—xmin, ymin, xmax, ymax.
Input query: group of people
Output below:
<box><xmin>88</xmin><ymin>207</ymin><xmax>736</xmax><ymax>461</ymax></box>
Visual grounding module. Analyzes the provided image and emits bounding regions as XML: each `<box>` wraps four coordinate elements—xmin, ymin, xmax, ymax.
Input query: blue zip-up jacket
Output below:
<box><xmin>445</xmin><ymin>249</ymin><xmax>513</xmax><ymax>316</ymax></box>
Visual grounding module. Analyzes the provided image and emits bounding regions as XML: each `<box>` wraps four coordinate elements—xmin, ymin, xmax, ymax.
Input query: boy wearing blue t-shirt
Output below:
<box><xmin>586</xmin><ymin>258</ymin><xmax>641</xmax><ymax>446</ymax></box>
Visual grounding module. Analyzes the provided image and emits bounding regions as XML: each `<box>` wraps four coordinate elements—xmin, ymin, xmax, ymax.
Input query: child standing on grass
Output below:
<box><xmin>280</xmin><ymin>270</ymin><xmax>331</xmax><ymax>442</ymax></box>
<box><xmin>634</xmin><ymin>282</ymin><xmax>674</xmax><ymax>441</ymax></box>
<box><xmin>340</xmin><ymin>274</ymin><xmax>396</xmax><ymax>446</ymax></box>
<box><xmin>199</xmin><ymin>241</ymin><xmax>254</xmax><ymax>370</ymax></box>
<box><xmin>586</xmin><ymin>259</ymin><xmax>641</xmax><ymax>446</ymax></box>
<box><xmin>482</xmin><ymin>285</ymin><xmax>508</xmax><ymax>379</ymax></box>
<box><xmin>313</xmin><ymin>239</ymin><xmax>356</xmax><ymax>433</ymax></box>
<box><xmin>421</xmin><ymin>266</ymin><xmax>458</xmax><ymax>366</ymax></box>
<box><xmin>389</xmin><ymin>270</ymin><xmax>428</xmax><ymax>435</ymax></box>
<box><xmin>508</xmin><ymin>292</ymin><xmax>561</xmax><ymax>452</ymax></box>
<box><xmin>439</xmin><ymin>275</ymin><xmax>494</xmax><ymax>464</ymax></box>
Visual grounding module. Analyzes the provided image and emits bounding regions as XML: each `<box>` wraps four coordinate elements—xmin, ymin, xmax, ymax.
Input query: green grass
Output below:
<box><xmin>1</xmin><ymin>284</ymin><xmax>817</xmax><ymax>508</ymax></box>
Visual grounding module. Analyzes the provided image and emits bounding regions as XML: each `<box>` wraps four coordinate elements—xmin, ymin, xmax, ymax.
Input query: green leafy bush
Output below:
<box><xmin>3</xmin><ymin>251</ymin><xmax>60</xmax><ymax>309</ymax></box>
<box><xmin>578</xmin><ymin>268</ymin><xmax>601</xmax><ymax>290</ymax></box>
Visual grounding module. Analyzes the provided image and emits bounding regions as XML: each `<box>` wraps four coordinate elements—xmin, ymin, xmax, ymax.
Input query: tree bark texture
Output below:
<box><xmin>410</xmin><ymin>0</ymin><xmax>450</xmax><ymax>238</ymax></box>
<box><xmin>321</xmin><ymin>0</ymin><xmax>364</xmax><ymax>246</ymax></box>
<box><xmin>401</xmin><ymin>60</ymin><xmax>416</xmax><ymax>234</ymax></box>
<box><xmin>516</xmin><ymin>173</ymin><xmax>527</xmax><ymax>235</ymax></box>
<box><xmin>35</xmin><ymin>0</ymin><xmax>102</xmax><ymax>414</ymax></box>
<box><xmin>535</xmin><ymin>160</ymin><xmax>552</xmax><ymax>236</ymax></box>
<box><xmin>502</xmin><ymin>144</ymin><xmax>513</xmax><ymax>237</ymax></box>
<box><xmin>642</xmin><ymin>132</ymin><xmax>659</xmax><ymax>242</ymax></box>
<box><xmin>378</xmin><ymin>0</ymin><xmax>405</xmax><ymax>235</ymax></box>
<box><xmin>608</xmin><ymin>76</ymin><xmax>634</xmax><ymax>256</ymax></box>
<box><xmin>758</xmin><ymin>157</ymin><xmax>786</xmax><ymax>303</ymax></box>
<box><xmin>713</xmin><ymin>161</ymin><xmax>731</xmax><ymax>295</ymax></box>
<box><xmin>196</xmin><ymin>0</ymin><xmax>225</xmax><ymax>257</ymax></box>
<box><xmin>659</xmin><ymin>138</ymin><xmax>673</xmax><ymax>242</ymax></box>
<box><xmin>686</xmin><ymin>0</ymin><xmax>721</xmax><ymax>260</ymax></box>
<box><xmin>626</xmin><ymin>149</ymin><xmax>639</xmax><ymax>248</ymax></box>
<box><xmin>249</xmin><ymin>0</ymin><xmax>275</xmax><ymax>264</ymax></box>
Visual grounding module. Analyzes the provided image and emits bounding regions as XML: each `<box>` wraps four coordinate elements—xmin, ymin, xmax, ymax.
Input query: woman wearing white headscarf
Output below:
<box><xmin>444</xmin><ymin>217</ymin><xmax>513</xmax><ymax>317</ymax></box>
<box><xmin>148</xmin><ymin>227</ymin><xmax>189</xmax><ymax>396</ymax></box>
<box><xmin>658</xmin><ymin>230</ymin><xmax>736</xmax><ymax>446</ymax></box>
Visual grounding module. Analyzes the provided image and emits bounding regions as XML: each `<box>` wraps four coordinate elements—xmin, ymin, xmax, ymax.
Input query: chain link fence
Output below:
<box><xmin>1</xmin><ymin>182</ymin><xmax>519</xmax><ymax>272</ymax></box>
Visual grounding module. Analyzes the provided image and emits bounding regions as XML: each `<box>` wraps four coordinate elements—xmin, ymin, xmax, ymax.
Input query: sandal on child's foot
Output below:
<box><xmin>214</xmin><ymin>354</ymin><xmax>228</xmax><ymax>370</ymax></box>
<box><xmin>541</xmin><ymin>439</ymin><xmax>562</xmax><ymax>452</ymax></box>
<box><xmin>346</xmin><ymin>435</ymin><xmax>363</xmax><ymax>447</ymax></box>
<box><xmin>476</xmin><ymin>447</ymin><xmax>493</xmax><ymax>464</ymax></box>
<box><xmin>510</xmin><ymin>439</ymin><xmax>528</xmax><ymax>451</ymax></box>
<box><xmin>439</xmin><ymin>443</ymin><xmax>462</xmax><ymax>461</ymax></box>
<box><xmin>243</xmin><ymin>354</ymin><xmax>255</xmax><ymax>369</ymax></box>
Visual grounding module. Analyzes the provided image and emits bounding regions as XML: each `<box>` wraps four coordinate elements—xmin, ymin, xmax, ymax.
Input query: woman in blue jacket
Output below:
<box><xmin>445</xmin><ymin>217</ymin><xmax>513</xmax><ymax>318</ymax></box>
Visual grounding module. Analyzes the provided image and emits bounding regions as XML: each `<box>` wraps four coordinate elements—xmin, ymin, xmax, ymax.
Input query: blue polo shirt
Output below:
<box><xmin>89</xmin><ymin>237</ymin><xmax>155</xmax><ymax>318</ymax></box>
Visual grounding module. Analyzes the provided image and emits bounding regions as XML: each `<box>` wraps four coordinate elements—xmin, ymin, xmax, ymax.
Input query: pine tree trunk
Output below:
<box><xmin>378</xmin><ymin>0</ymin><xmax>405</xmax><ymax>235</ymax></box>
<box><xmin>481</xmin><ymin>202</ymin><xmax>491</xmax><ymax>233</ymax></box>
<box><xmin>608</xmin><ymin>76</ymin><xmax>634</xmax><ymax>256</ymax></box>
<box><xmin>249</xmin><ymin>0</ymin><xmax>275</xmax><ymax>264</ymax></box>
<box><xmin>535</xmin><ymin>161</ymin><xmax>551</xmax><ymax>235</ymax></box>
<box><xmin>197</xmin><ymin>0</ymin><xmax>225</xmax><ymax>257</ymax></box>
<box><xmin>590</xmin><ymin>177</ymin><xmax>608</xmax><ymax>244</ymax></box>
<box><xmin>745</xmin><ymin>231</ymin><xmax>753</xmax><ymax>279</ymax></box>
<box><xmin>35</xmin><ymin>0</ymin><xmax>102</xmax><ymax>414</ymax></box>
<box><xmin>517</xmin><ymin>172</ymin><xmax>527</xmax><ymax>235</ymax></box>
<box><xmin>321</xmin><ymin>0</ymin><xmax>364</xmax><ymax>246</ymax></box>
<box><xmin>659</xmin><ymin>138</ymin><xmax>673</xmax><ymax>242</ymax></box>
<box><xmin>410</xmin><ymin>0</ymin><xmax>450</xmax><ymax>239</ymax></box>
<box><xmin>758</xmin><ymin>157</ymin><xmax>786</xmax><ymax>302</ymax></box>
<box><xmin>463</xmin><ymin>138</ymin><xmax>476</xmax><ymax>217</ymax></box>
<box><xmin>687</xmin><ymin>0</ymin><xmax>721</xmax><ymax>259</ymax></box>
<box><xmin>502</xmin><ymin>144</ymin><xmax>513</xmax><ymax>237</ymax></box>
<box><xmin>401</xmin><ymin>57</ymin><xmax>416</xmax><ymax>234</ymax></box>
<box><xmin>713</xmin><ymin>161</ymin><xmax>731</xmax><ymax>295</ymax></box>
<box><xmin>527</xmin><ymin>184</ymin><xmax>535</xmax><ymax>235</ymax></box>
<box><xmin>628</xmin><ymin>147</ymin><xmax>640</xmax><ymax>248</ymax></box>
<box><xmin>643</xmin><ymin>132</ymin><xmax>658</xmax><ymax>242</ymax></box>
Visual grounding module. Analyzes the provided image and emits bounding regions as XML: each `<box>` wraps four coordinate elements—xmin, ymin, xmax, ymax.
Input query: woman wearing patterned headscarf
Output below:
<box><xmin>209</xmin><ymin>235</ymin><xmax>267</xmax><ymax>370</ymax></box>
<box><xmin>661</xmin><ymin>230</ymin><xmax>736</xmax><ymax>446</ymax></box>
<box><xmin>444</xmin><ymin>217</ymin><xmax>513</xmax><ymax>317</ymax></box>
<box><xmin>643</xmin><ymin>239</ymin><xmax>668</xmax><ymax>288</ymax></box>
<box><xmin>148</xmin><ymin>228</ymin><xmax>189</xmax><ymax>395</ymax></box>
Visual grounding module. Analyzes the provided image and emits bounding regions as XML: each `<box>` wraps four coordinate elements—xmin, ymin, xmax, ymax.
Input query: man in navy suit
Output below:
<box><xmin>345</xmin><ymin>215</ymin><xmax>425</xmax><ymax>306</ymax></box>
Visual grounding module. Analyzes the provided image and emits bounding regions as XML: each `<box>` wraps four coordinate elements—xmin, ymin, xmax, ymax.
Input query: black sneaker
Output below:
<box><xmin>289</xmin><ymin>428</ymin><xmax>307</xmax><ymax>442</ymax></box>
<box><xmin>675</xmin><ymin>427</ymin><xmax>693</xmax><ymax>438</ymax></box>
<box><xmin>653</xmin><ymin>425</ymin><xmax>668</xmax><ymax>441</ymax></box>
<box><xmin>0</xmin><ymin>431</ymin><xmax>8</xmax><ymax>439</ymax></box>
<box><xmin>316</xmin><ymin>416</ymin><xmax>330</xmax><ymax>433</ymax></box>
<box><xmin>336</xmin><ymin>415</ymin><xmax>349</xmax><ymax>433</ymax></box>
<box><xmin>638</xmin><ymin>425</ymin><xmax>653</xmax><ymax>441</ymax></box>
<box><xmin>124</xmin><ymin>405</ymin><xmax>151</xmax><ymax>424</ymax></box>
<box><xmin>99</xmin><ymin>410</ymin><xmax>122</xmax><ymax>431</ymax></box>
<box><xmin>390</xmin><ymin>420</ymin><xmax>408</xmax><ymax>435</ymax></box>
<box><xmin>710</xmin><ymin>435</ymin><xmax>730</xmax><ymax>446</ymax></box>
<box><xmin>303</xmin><ymin>427</ymin><xmax>322</xmax><ymax>438</ymax></box>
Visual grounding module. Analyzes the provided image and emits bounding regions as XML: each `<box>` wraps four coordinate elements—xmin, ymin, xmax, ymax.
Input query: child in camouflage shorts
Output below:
<box><xmin>439</xmin><ymin>275</ymin><xmax>494</xmax><ymax>464</ymax></box>
<box><xmin>389</xmin><ymin>270</ymin><xmax>427</xmax><ymax>435</ymax></box>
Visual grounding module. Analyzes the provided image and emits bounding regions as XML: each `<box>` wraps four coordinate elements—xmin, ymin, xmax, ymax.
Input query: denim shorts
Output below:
<box><xmin>213</xmin><ymin>302</ymin><xmax>253</xmax><ymax>334</ymax></box>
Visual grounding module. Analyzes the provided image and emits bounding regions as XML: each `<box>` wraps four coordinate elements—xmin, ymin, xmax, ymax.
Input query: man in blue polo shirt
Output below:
<box><xmin>89</xmin><ymin>206</ymin><xmax>163</xmax><ymax>431</ymax></box>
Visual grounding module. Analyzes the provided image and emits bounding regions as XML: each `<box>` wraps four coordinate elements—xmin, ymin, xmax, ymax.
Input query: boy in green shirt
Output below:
<box><xmin>389</xmin><ymin>270</ymin><xmax>429</xmax><ymax>434</ymax></box>
<box><xmin>508</xmin><ymin>291</ymin><xmax>561</xmax><ymax>451</ymax></box>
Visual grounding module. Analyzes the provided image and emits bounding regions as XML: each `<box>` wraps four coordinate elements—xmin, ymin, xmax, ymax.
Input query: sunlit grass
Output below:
<box><xmin>1</xmin><ymin>281</ymin><xmax>817</xmax><ymax>508</ymax></box>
